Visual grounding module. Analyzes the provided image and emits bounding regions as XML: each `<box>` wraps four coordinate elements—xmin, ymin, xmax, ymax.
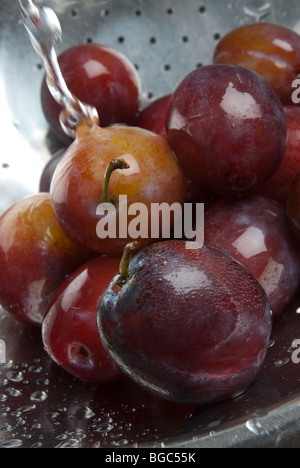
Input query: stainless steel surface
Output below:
<box><xmin>1</xmin><ymin>0</ymin><xmax>300</xmax><ymax>448</ymax></box>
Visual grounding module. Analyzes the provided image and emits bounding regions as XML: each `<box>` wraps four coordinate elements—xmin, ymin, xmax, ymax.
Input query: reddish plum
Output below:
<box><xmin>256</xmin><ymin>106</ymin><xmax>300</xmax><ymax>204</ymax></box>
<box><xmin>166</xmin><ymin>64</ymin><xmax>287</xmax><ymax>197</ymax></box>
<box><xmin>204</xmin><ymin>196</ymin><xmax>300</xmax><ymax>316</ymax></box>
<box><xmin>42</xmin><ymin>255</ymin><xmax>125</xmax><ymax>383</ymax></box>
<box><xmin>213</xmin><ymin>23</ymin><xmax>300</xmax><ymax>105</ymax></box>
<box><xmin>134</xmin><ymin>95</ymin><xmax>210</xmax><ymax>206</ymax></box>
<box><xmin>185</xmin><ymin>179</ymin><xmax>213</xmax><ymax>207</ymax></box>
<box><xmin>98</xmin><ymin>240</ymin><xmax>272</xmax><ymax>404</ymax></box>
<box><xmin>0</xmin><ymin>193</ymin><xmax>94</xmax><ymax>327</ymax></box>
<box><xmin>50</xmin><ymin>123</ymin><xmax>186</xmax><ymax>256</ymax></box>
<box><xmin>134</xmin><ymin>95</ymin><xmax>171</xmax><ymax>140</ymax></box>
<box><xmin>41</xmin><ymin>43</ymin><xmax>142</xmax><ymax>143</ymax></box>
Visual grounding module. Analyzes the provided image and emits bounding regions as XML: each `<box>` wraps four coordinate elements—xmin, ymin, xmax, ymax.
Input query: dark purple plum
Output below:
<box><xmin>166</xmin><ymin>64</ymin><xmax>287</xmax><ymax>197</ymax></box>
<box><xmin>204</xmin><ymin>196</ymin><xmax>300</xmax><ymax>316</ymax></box>
<box><xmin>39</xmin><ymin>148</ymin><xmax>66</xmax><ymax>192</ymax></box>
<box><xmin>97</xmin><ymin>240</ymin><xmax>272</xmax><ymax>405</ymax></box>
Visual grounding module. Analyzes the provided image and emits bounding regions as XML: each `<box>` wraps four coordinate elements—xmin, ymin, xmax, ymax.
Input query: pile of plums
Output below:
<box><xmin>2</xmin><ymin>22</ymin><xmax>300</xmax><ymax>405</ymax></box>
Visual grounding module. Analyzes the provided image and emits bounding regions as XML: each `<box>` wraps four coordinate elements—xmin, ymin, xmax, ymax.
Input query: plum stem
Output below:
<box><xmin>117</xmin><ymin>242</ymin><xmax>140</xmax><ymax>286</ymax></box>
<box><xmin>102</xmin><ymin>159</ymin><xmax>130</xmax><ymax>205</ymax></box>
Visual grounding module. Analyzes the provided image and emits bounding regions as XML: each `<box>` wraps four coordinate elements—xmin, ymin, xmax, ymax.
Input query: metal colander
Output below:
<box><xmin>1</xmin><ymin>0</ymin><xmax>300</xmax><ymax>449</ymax></box>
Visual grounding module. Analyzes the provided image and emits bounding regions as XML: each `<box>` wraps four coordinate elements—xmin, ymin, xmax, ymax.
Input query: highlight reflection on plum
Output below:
<box><xmin>204</xmin><ymin>196</ymin><xmax>300</xmax><ymax>316</ymax></box>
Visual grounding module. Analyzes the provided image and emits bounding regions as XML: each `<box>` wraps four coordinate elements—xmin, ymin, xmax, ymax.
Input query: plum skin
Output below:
<box><xmin>134</xmin><ymin>95</ymin><xmax>171</xmax><ymax>140</ymax></box>
<box><xmin>204</xmin><ymin>196</ymin><xmax>300</xmax><ymax>316</ymax></box>
<box><xmin>256</xmin><ymin>106</ymin><xmax>300</xmax><ymax>204</ymax></box>
<box><xmin>0</xmin><ymin>193</ymin><xmax>93</xmax><ymax>327</ymax></box>
<box><xmin>39</xmin><ymin>148</ymin><xmax>66</xmax><ymax>193</ymax></box>
<box><xmin>42</xmin><ymin>255</ymin><xmax>125</xmax><ymax>384</ymax></box>
<box><xmin>166</xmin><ymin>64</ymin><xmax>287</xmax><ymax>197</ymax></box>
<box><xmin>50</xmin><ymin>124</ymin><xmax>187</xmax><ymax>256</ymax></box>
<box><xmin>41</xmin><ymin>43</ymin><xmax>142</xmax><ymax>143</ymax></box>
<box><xmin>213</xmin><ymin>22</ymin><xmax>300</xmax><ymax>106</ymax></box>
<box><xmin>97</xmin><ymin>241</ymin><xmax>272</xmax><ymax>405</ymax></box>
<box><xmin>286</xmin><ymin>171</ymin><xmax>300</xmax><ymax>241</ymax></box>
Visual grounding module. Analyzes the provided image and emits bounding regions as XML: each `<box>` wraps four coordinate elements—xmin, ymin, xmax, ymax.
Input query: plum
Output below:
<box><xmin>97</xmin><ymin>240</ymin><xmax>272</xmax><ymax>404</ymax></box>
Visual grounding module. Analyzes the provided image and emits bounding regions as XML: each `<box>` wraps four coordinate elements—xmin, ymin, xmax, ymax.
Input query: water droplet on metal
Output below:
<box><xmin>6</xmin><ymin>387</ymin><xmax>22</xmax><ymax>397</ymax></box>
<box><xmin>0</xmin><ymin>439</ymin><xmax>23</xmax><ymax>448</ymax></box>
<box><xmin>32</xmin><ymin>423</ymin><xmax>42</xmax><ymax>430</ymax></box>
<box><xmin>268</xmin><ymin>339</ymin><xmax>275</xmax><ymax>348</ymax></box>
<box><xmin>28</xmin><ymin>365</ymin><xmax>43</xmax><ymax>373</ymax></box>
<box><xmin>36</xmin><ymin>378</ymin><xmax>49</xmax><ymax>386</ymax></box>
<box><xmin>69</xmin><ymin>406</ymin><xmax>95</xmax><ymax>420</ymax></box>
<box><xmin>30</xmin><ymin>390</ymin><xmax>48</xmax><ymax>402</ymax></box>
<box><xmin>0</xmin><ymin>422</ymin><xmax>13</xmax><ymax>432</ymax></box>
<box><xmin>17</xmin><ymin>404</ymin><xmax>37</xmax><ymax>413</ymax></box>
<box><xmin>231</xmin><ymin>389</ymin><xmax>246</xmax><ymax>399</ymax></box>
<box><xmin>243</xmin><ymin>0</ymin><xmax>271</xmax><ymax>22</ymax></box>
<box><xmin>6</xmin><ymin>371</ymin><xmax>24</xmax><ymax>382</ymax></box>
<box><xmin>274</xmin><ymin>358</ymin><xmax>290</xmax><ymax>368</ymax></box>
<box><xmin>0</xmin><ymin>360</ymin><xmax>14</xmax><ymax>370</ymax></box>
<box><xmin>246</xmin><ymin>418</ymin><xmax>265</xmax><ymax>435</ymax></box>
<box><xmin>55</xmin><ymin>435</ymin><xmax>82</xmax><ymax>448</ymax></box>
